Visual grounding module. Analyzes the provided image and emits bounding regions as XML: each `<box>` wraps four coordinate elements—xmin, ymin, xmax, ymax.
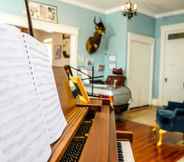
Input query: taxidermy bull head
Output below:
<box><xmin>86</xmin><ymin>17</ymin><xmax>106</xmax><ymax>54</ymax></box>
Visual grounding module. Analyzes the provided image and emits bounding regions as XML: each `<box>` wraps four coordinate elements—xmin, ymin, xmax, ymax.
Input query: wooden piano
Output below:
<box><xmin>49</xmin><ymin>67</ymin><xmax>135</xmax><ymax>162</ymax></box>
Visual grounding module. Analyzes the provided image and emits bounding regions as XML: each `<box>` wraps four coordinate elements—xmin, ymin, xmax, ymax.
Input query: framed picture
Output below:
<box><xmin>29</xmin><ymin>1</ymin><xmax>58</xmax><ymax>23</ymax></box>
<box><xmin>62</xmin><ymin>34</ymin><xmax>71</xmax><ymax>58</ymax></box>
<box><xmin>55</xmin><ymin>45</ymin><xmax>62</xmax><ymax>60</ymax></box>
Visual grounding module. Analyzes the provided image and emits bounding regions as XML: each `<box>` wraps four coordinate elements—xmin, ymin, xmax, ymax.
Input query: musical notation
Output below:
<box><xmin>0</xmin><ymin>24</ymin><xmax>67</xmax><ymax>162</ymax></box>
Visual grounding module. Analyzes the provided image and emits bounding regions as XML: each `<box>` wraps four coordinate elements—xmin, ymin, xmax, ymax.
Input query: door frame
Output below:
<box><xmin>159</xmin><ymin>23</ymin><xmax>184</xmax><ymax>104</ymax></box>
<box><xmin>0</xmin><ymin>12</ymin><xmax>79</xmax><ymax>67</ymax></box>
<box><xmin>127</xmin><ymin>32</ymin><xmax>154</xmax><ymax>106</ymax></box>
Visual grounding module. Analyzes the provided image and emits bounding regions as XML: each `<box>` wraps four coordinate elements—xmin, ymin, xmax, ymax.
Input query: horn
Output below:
<box><xmin>99</xmin><ymin>17</ymin><xmax>103</xmax><ymax>22</ymax></box>
<box><xmin>93</xmin><ymin>16</ymin><xmax>97</xmax><ymax>25</ymax></box>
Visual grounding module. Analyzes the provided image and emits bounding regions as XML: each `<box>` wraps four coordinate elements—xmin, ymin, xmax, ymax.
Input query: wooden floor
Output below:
<box><xmin>117</xmin><ymin>120</ymin><xmax>184</xmax><ymax>162</ymax></box>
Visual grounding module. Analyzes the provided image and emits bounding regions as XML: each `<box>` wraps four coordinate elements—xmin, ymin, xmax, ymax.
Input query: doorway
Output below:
<box><xmin>160</xmin><ymin>23</ymin><xmax>184</xmax><ymax>104</ymax></box>
<box><xmin>127</xmin><ymin>33</ymin><xmax>154</xmax><ymax>108</ymax></box>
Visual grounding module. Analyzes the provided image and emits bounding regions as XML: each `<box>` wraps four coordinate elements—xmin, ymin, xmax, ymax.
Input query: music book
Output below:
<box><xmin>0</xmin><ymin>150</ymin><xmax>6</xmax><ymax>162</ymax></box>
<box><xmin>23</xmin><ymin>33</ymin><xmax>67</xmax><ymax>144</ymax></box>
<box><xmin>0</xmin><ymin>24</ymin><xmax>67</xmax><ymax>162</ymax></box>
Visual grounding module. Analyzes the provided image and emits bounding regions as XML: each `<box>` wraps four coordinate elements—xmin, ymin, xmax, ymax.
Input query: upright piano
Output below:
<box><xmin>49</xmin><ymin>67</ymin><xmax>135</xmax><ymax>162</ymax></box>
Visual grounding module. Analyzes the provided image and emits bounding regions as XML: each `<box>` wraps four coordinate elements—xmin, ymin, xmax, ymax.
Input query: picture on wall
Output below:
<box><xmin>62</xmin><ymin>34</ymin><xmax>71</xmax><ymax>58</ymax></box>
<box><xmin>55</xmin><ymin>45</ymin><xmax>62</xmax><ymax>60</ymax></box>
<box><xmin>52</xmin><ymin>33</ymin><xmax>71</xmax><ymax>67</ymax></box>
<box><xmin>29</xmin><ymin>1</ymin><xmax>58</xmax><ymax>23</ymax></box>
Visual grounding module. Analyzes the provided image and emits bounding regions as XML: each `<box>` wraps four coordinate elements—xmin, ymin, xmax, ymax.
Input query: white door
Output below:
<box><xmin>127</xmin><ymin>33</ymin><xmax>154</xmax><ymax>108</ymax></box>
<box><xmin>163</xmin><ymin>31</ymin><xmax>184</xmax><ymax>104</ymax></box>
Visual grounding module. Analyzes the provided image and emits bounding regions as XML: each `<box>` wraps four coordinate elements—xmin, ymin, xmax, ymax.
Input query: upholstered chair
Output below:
<box><xmin>155</xmin><ymin>101</ymin><xmax>184</xmax><ymax>146</ymax></box>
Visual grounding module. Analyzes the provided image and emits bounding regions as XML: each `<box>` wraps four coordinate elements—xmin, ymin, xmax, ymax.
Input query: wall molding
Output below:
<box><xmin>60</xmin><ymin>0</ymin><xmax>105</xmax><ymax>13</ymax></box>
<box><xmin>59</xmin><ymin>0</ymin><xmax>155</xmax><ymax>17</ymax></box>
<box><xmin>59</xmin><ymin>0</ymin><xmax>184</xmax><ymax>18</ymax></box>
<box><xmin>156</xmin><ymin>9</ymin><xmax>184</xmax><ymax>18</ymax></box>
<box><xmin>0</xmin><ymin>12</ymin><xmax>79</xmax><ymax>67</ymax></box>
<box><xmin>105</xmin><ymin>6</ymin><xmax>155</xmax><ymax>18</ymax></box>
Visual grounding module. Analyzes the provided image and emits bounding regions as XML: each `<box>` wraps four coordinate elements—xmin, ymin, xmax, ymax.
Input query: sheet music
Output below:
<box><xmin>0</xmin><ymin>24</ymin><xmax>51</xmax><ymax>162</ymax></box>
<box><xmin>0</xmin><ymin>150</ymin><xmax>7</xmax><ymax>162</ymax></box>
<box><xmin>23</xmin><ymin>33</ymin><xmax>67</xmax><ymax>144</ymax></box>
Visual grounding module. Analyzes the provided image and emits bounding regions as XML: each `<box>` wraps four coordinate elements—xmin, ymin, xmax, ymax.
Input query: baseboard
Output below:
<box><xmin>152</xmin><ymin>99</ymin><xmax>162</xmax><ymax>106</ymax></box>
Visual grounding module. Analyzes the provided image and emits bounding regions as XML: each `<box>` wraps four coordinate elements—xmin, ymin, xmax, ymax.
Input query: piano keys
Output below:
<box><xmin>117</xmin><ymin>141</ymin><xmax>135</xmax><ymax>162</ymax></box>
<box><xmin>50</xmin><ymin>67</ymin><xmax>135</xmax><ymax>162</ymax></box>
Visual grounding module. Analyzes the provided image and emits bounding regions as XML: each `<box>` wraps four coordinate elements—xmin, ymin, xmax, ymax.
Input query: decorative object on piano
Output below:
<box><xmin>121</xmin><ymin>0</ymin><xmax>138</xmax><ymax>20</ymax></box>
<box><xmin>29</xmin><ymin>1</ymin><xmax>58</xmax><ymax>23</ymax></box>
<box><xmin>62</xmin><ymin>34</ymin><xmax>71</xmax><ymax>58</ymax></box>
<box><xmin>113</xmin><ymin>68</ymin><xmax>123</xmax><ymax>75</ymax></box>
<box><xmin>69</xmin><ymin>76</ymin><xmax>90</xmax><ymax>104</ymax></box>
<box><xmin>69</xmin><ymin>78</ymin><xmax>82</xmax><ymax>98</ymax></box>
<box><xmin>64</xmin><ymin>65</ymin><xmax>104</xmax><ymax>96</ymax></box>
<box><xmin>86</xmin><ymin>16</ymin><xmax>106</xmax><ymax>54</ymax></box>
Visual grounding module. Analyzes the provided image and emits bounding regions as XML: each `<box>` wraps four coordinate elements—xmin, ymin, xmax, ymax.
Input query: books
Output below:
<box><xmin>0</xmin><ymin>24</ymin><xmax>67</xmax><ymax>162</ymax></box>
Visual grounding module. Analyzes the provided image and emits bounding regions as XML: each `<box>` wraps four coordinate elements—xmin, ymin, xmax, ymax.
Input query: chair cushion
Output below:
<box><xmin>157</xmin><ymin>109</ymin><xmax>175</xmax><ymax>119</ymax></box>
<box><xmin>156</xmin><ymin>109</ymin><xmax>175</xmax><ymax>131</ymax></box>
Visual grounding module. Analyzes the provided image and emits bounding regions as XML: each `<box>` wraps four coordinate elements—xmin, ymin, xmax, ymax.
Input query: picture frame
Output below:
<box><xmin>29</xmin><ymin>1</ymin><xmax>58</xmax><ymax>23</ymax></box>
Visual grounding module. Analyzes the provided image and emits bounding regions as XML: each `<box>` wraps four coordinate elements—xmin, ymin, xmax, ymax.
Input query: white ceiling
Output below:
<box><xmin>60</xmin><ymin>0</ymin><xmax>184</xmax><ymax>17</ymax></box>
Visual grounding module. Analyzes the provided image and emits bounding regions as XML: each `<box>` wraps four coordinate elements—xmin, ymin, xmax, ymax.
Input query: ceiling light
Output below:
<box><xmin>122</xmin><ymin>0</ymin><xmax>138</xmax><ymax>20</ymax></box>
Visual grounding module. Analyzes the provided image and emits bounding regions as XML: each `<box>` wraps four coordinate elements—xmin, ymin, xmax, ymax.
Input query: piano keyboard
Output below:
<box><xmin>61</xmin><ymin>137</ymin><xmax>86</xmax><ymax>162</ymax></box>
<box><xmin>117</xmin><ymin>141</ymin><xmax>135</xmax><ymax>162</ymax></box>
<box><xmin>60</xmin><ymin>111</ymin><xmax>95</xmax><ymax>162</ymax></box>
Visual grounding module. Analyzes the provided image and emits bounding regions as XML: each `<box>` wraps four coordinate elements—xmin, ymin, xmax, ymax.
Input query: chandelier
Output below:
<box><xmin>122</xmin><ymin>0</ymin><xmax>138</xmax><ymax>19</ymax></box>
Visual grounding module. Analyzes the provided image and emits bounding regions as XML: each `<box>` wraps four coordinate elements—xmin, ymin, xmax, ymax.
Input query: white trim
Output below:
<box><xmin>59</xmin><ymin>0</ymin><xmax>105</xmax><ymax>13</ymax></box>
<box><xmin>152</xmin><ymin>99</ymin><xmax>162</xmax><ymax>106</ymax></box>
<box><xmin>0</xmin><ymin>12</ymin><xmax>79</xmax><ymax>35</ymax></box>
<box><xmin>105</xmin><ymin>6</ymin><xmax>156</xmax><ymax>18</ymax></box>
<box><xmin>156</xmin><ymin>9</ymin><xmax>184</xmax><ymax>18</ymax></box>
<box><xmin>0</xmin><ymin>12</ymin><xmax>79</xmax><ymax>67</ymax></box>
<box><xmin>57</xmin><ymin>0</ymin><xmax>184</xmax><ymax>18</ymax></box>
<box><xmin>159</xmin><ymin>22</ymin><xmax>184</xmax><ymax>105</ymax></box>
<box><xmin>127</xmin><ymin>32</ymin><xmax>155</xmax><ymax>106</ymax></box>
<box><xmin>105</xmin><ymin>6</ymin><xmax>122</xmax><ymax>15</ymax></box>
<box><xmin>59</xmin><ymin>0</ymin><xmax>156</xmax><ymax>17</ymax></box>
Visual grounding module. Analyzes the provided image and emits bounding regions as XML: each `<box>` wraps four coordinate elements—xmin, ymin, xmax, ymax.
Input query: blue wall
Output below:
<box><xmin>2</xmin><ymin>0</ymin><xmax>184</xmax><ymax>99</ymax></box>
<box><xmin>153</xmin><ymin>14</ymin><xmax>184</xmax><ymax>98</ymax></box>
<box><xmin>0</xmin><ymin>0</ymin><xmax>106</xmax><ymax>69</ymax></box>
<box><xmin>104</xmin><ymin>12</ymin><xmax>127</xmax><ymax>76</ymax></box>
<box><xmin>104</xmin><ymin>12</ymin><xmax>155</xmax><ymax>77</ymax></box>
<box><xmin>128</xmin><ymin>13</ymin><xmax>155</xmax><ymax>37</ymax></box>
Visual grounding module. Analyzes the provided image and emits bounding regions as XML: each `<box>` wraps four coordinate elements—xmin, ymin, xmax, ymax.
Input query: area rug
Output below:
<box><xmin>122</xmin><ymin>106</ymin><xmax>157</xmax><ymax>126</ymax></box>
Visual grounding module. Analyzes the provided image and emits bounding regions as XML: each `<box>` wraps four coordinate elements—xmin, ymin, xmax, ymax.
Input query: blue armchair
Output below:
<box><xmin>156</xmin><ymin>101</ymin><xmax>184</xmax><ymax>146</ymax></box>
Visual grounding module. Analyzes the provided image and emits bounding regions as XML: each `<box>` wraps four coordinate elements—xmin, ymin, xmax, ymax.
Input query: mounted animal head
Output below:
<box><xmin>94</xmin><ymin>17</ymin><xmax>106</xmax><ymax>36</ymax></box>
<box><xmin>86</xmin><ymin>17</ymin><xmax>106</xmax><ymax>54</ymax></box>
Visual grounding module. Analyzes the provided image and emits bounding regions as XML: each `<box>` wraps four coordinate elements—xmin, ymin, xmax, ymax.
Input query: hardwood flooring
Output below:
<box><xmin>116</xmin><ymin>120</ymin><xmax>184</xmax><ymax>162</ymax></box>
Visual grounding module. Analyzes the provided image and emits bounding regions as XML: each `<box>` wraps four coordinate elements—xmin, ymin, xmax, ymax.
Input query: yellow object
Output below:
<box><xmin>70</xmin><ymin>76</ymin><xmax>90</xmax><ymax>104</ymax></box>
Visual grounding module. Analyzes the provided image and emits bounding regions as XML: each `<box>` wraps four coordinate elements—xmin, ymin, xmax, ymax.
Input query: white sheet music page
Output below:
<box><xmin>0</xmin><ymin>24</ymin><xmax>51</xmax><ymax>162</ymax></box>
<box><xmin>23</xmin><ymin>33</ymin><xmax>67</xmax><ymax>144</ymax></box>
<box><xmin>0</xmin><ymin>149</ymin><xmax>7</xmax><ymax>162</ymax></box>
